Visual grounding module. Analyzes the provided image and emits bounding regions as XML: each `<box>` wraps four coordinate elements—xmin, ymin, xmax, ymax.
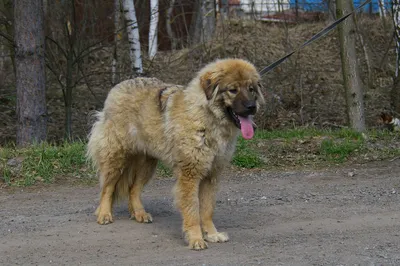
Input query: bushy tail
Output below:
<box><xmin>87</xmin><ymin>111</ymin><xmax>134</xmax><ymax>204</ymax></box>
<box><xmin>86</xmin><ymin>111</ymin><xmax>106</xmax><ymax>187</ymax></box>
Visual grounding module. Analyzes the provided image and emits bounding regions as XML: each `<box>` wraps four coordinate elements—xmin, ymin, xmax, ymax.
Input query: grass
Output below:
<box><xmin>1</xmin><ymin>127</ymin><xmax>399</xmax><ymax>187</ymax></box>
<box><xmin>320</xmin><ymin>138</ymin><xmax>362</xmax><ymax>163</ymax></box>
<box><xmin>0</xmin><ymin>141</ymin><xmax>90</xmax><ymax>186</ymax></box>
<box><xmin>232</xmin><ymin>127</ymin><xmax>400</xmax><ymax>167</ymax></box>
<box><xmin>254</xmin><ymin>127</ymin><xmax>363</xmax><ymax>140</ymax></box>
<box><xmin>232</xmin><ymin>137</ymin><xmax>264</xmax><ymax>168</ymax></box>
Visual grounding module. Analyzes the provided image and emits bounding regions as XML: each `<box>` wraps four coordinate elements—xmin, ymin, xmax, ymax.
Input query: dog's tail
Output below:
<box><xmin>87</xmin><ymin>112</ymin><xmax>134</xmax><ymax>207</ymax></box>
<box><xmin>86</xmin><ymin>111</ymin><xmax>104</xmax><ymax>176</ymax></box>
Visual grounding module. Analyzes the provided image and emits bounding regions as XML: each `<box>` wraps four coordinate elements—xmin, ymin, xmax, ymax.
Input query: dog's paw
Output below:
<box><xmin>131</xmin><ymin>210</ymin><xmax>153</xmax><ymax>223</ymax></box>
<box><xmin>204</xmin><ymin>232</ymin><xmax>229</xmax><ymax>243</ymax></box>
<box><xmin>189</xmin><ymin>239</ymin><xmax>208</xmax><ymax>250</ymax></box>
<box><xmin>97</xmin><ymin>212</ymin><xmax>113</xmax><ymax>225</ymax></box>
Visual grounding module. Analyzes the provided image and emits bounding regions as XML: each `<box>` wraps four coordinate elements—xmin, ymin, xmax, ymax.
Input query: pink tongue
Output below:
<box><xmin>238</xmin><ymin>116</ymin><xmax>254</xmax><ymax>140</ymax></box>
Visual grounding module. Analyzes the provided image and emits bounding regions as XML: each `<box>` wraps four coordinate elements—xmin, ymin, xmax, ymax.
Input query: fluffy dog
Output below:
<box><xmin>87</xmin><ymin>58</ymin><xmax>265</xmax><ymax>250</ymax></box>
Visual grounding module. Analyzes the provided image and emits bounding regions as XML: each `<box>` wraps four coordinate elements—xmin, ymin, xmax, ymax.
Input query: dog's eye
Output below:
<box><xmin>249</xmin><ymin>87</ymin><xmax>254</xmax><ymax>92</ymax></box>
<box><xmin>229</xmin><ymin>88</ymin><xmax>238</xmax><ymax>94</ymax></box>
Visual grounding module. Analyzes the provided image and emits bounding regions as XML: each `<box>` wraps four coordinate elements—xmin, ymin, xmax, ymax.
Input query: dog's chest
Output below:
<box><xmin>208</xmin><ymin>127</ymin><xmax>239</xmax><ymax>159</ymax></box>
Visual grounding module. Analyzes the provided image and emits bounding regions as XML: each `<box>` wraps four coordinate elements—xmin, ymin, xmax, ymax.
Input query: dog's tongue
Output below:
<box><xmin>238</xmin><ymin>116</ymin><xmax>254</xmax><ymax>140</ymax></box>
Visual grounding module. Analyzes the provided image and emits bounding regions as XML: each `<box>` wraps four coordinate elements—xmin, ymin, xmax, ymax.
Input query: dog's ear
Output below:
<box><xmin>200</xmin><ymin>72</ymin><xmax>217</xmax><ymax>100</ymax></box>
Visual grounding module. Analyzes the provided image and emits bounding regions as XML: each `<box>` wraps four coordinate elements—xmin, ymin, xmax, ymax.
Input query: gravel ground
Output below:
<box><xmin>1</xmin><ymin>159</ymin><xmax>400</xmax><ymax>265</ymax></box>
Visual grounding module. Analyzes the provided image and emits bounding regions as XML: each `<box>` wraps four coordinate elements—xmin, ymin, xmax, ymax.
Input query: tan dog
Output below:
<box><xmin>87</xmin><ymin>58</ymin><xmax>265</xmax><ymax>250</ymax></box>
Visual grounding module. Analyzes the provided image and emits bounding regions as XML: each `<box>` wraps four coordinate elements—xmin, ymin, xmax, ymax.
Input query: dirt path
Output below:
<box><xmin>1</xmin><ymin>160</ymin><xmax>400</xmax><ymax>265</ymax></box>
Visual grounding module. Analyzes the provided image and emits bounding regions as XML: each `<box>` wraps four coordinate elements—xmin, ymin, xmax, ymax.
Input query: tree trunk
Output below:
<box><xmin>336</xmin><ymin>0</ymin><xmax>365</xmax><ymax>132</ymax></box>
<box><xmin>166</xmin><ymin>0</ymin><xmax>177</xmax><ymax>50</ymax></box>
<box><xmin>65</xmin><ymin>48</ymin><xmax>73</xmax><ymax>140</ymax></box>
<box><xmin>202</xmin><ymin>0</ymin><xmax>216</xmax><ymax>43</ymax></box>
<box><xmin>112</xmin><ymin>0</ymin><xmax>121</xmax><ymax>85</ymax></box>
<box><xmin>190</xmin><ymin>0</ymin><xmax>203</xmax><ymax>45</ymax></box>
<box><xmin>2</xmin><ymin>0</ymin><xmax>15</xmax><ymax>76</ymax></box>
<box><xmin>123</xmin><ymin>0</ymin><xmax>143</xmax><ymax>75</ymax></box>
<box><xmin>149</xmin><ymin>0</ymin><xmax>159</xmax><ymax>59</ymax></box>
<box><xmin>378</xmin><ymin>0</ymin><xmax>386</xmax><ymax>17</ymax></box>
<box><xmin>327</xmin><ymin>0</ymin><xmax>336</xmax><ymax>21</ymax></box>
<box><xmin>63</xmin><ymin>0</ymin><xmax>77</xmax><ymax>141</ymax></box>
<box><xmin>392</xmin><ymin>0</ymin><xmax>400</xmax><ymax>115</ymax></box>
<box><xmin>190</xmin><ymin>0</ymin><xmax>216</xmax><ymax>45</ymax></box>
<box><xmin>14</xmin><ymin>0</ymin><xmax>47</xmax><ymax>146</ymax></box>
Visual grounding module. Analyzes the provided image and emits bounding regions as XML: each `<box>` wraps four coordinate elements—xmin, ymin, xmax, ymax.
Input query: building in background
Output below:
<box><xmin>289</xmin><ymin>0</ymin><xmax>391</xmax><ymax>14</ymax></box>
<box><xmin>240</xmin><ymin>0</ymin><xmax>290</xmax><ymax>14</ymax></box>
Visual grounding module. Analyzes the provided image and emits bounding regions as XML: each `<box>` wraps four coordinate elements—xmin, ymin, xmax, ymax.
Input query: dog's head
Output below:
<box><xmin>199</xmin><ymin>59</ymin><xmax>265</xmax><ymax>140</ymax></box>
<box><xmin>380</xmin><ymin>112</ymin><xmax>396</xmax><ymax>131</ymax></box>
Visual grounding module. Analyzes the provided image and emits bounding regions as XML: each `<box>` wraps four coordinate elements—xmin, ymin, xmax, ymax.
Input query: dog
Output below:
<box><xmin>380</xmin><ymin>112</ymin><xmax>400</xmax><ymax>131</ymax></box>
<box><xmin>86</xmin><ymin>58</ymin><xmax>265</xmax><ymax>250</ymax></box>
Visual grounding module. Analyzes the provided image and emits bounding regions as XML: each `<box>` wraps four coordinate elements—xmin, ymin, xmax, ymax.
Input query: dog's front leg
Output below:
<box><xmin>174</xmin><ymin>172</ymin><xmax>208</xmax><ymax>250</ymax></box>
<box><xmin>199</xmin><ymin>176</ymin><xmax>229</xmax><ymax>243</ymax></box>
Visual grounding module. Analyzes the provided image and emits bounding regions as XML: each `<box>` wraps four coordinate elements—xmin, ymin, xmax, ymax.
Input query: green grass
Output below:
<box><xmin>255</xmin><ymin>127</ymin><xmax>322</xmax><ymax>139</ymax></box>
<box><xmin>232</xmin><ymin>137</ymin><xmax>264</xmax><ymax>168</ymax></box>
<box><xmin>1</xmin><ymin>127</ymin><xmax>399</xmax><ymax>187</ymax></box>
<box><xmin>320</xmin><ymin>138</ymin><xmax>362</xmax><ymax>163</ymax></box>
<box><xmin>157</xmin><ymin>162</ymin><xmax>173</xmax><ymax>177</ymax></box>
<box><xmin>255</xmin><ymin>127</ymin><xmax>363</xmax><ymax>140</ymax></box>
<box><xmin>0</xmin><ymin>141</ymin><xmax>90</xmax><ymax>186</ymax></box>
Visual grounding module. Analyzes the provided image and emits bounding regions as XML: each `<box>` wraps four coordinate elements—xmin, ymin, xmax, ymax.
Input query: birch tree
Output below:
<box><xmin>149</xmin><ymin>0</ymin><xmax>159</xmax><ymax>59</ymax></box>
<box><xmin>112</xmin><ymin>0</ymin><xmax>121</xmax><ymax>85</ymax></box>
<box><xmin>378</xmin><ymin>0</ymin><xmax>386</xmax><ymax>17</ymax></box>
<box><xmin>14</xmin><ymin>0</ymin><xmax>47</xmax><ymax>146</ymax></box>
<box><xmin>123</xmin><ymin>0</ymin><xmax>143</xmax><ymax>75</ymax></box>
<box><xmin>392</xmin><ymin>0</ymin><xmax>400</xmax><ymax>114</ymax></box>
<box><xmin>336</xmin><ymin>0</ymin><xmax>365</xmax><ymax>132</ymax></box>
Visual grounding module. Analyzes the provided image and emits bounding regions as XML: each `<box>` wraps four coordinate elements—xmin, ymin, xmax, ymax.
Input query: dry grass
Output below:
<box><xmin>0</xmin><ymin>16</ymin><xmax>395</xmax><ymax>144</ymax></box>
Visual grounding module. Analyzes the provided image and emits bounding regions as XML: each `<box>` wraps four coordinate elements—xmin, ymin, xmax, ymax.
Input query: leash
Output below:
<box><xmin>259</xmin><ymin>0</ymin><xmax>373</xmax><ymax>76</ymax></box>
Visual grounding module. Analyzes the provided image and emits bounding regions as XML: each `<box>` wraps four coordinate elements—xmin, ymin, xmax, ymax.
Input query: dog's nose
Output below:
<box><xmin>244</xmin><ymin>101</ymin><xmax>256</xmax><ymax>112</ymax></box>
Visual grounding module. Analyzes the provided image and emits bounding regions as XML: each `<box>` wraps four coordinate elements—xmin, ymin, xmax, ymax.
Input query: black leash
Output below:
<box><xmin>259</xmin><ymin>0</ymin><xmax>373</xmax><ymax>76</ymax></box>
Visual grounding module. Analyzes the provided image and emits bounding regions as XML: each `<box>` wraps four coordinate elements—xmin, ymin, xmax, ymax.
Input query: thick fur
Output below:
<box><xmin>87</xmin><ymin>58</ymin><xmax>265</xmax><ymax>250</ymax></box>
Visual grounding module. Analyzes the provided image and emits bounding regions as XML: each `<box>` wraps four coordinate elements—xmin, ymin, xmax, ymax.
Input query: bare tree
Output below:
<box><xmin>14</xmin><ymin>0</ymin><xmax>47</xmax><ymax>146</ymax></box>
<box><xmin>45</xmin><ymin>0</ymin><xmax>108</xmax><ymax>140</ymax></box>
<box><xmin>123</xmin><ymin>0</ymin><xmax>143</xmax><ymax>75</ymax></box>
<box><xmin>0</xmin><ymin>0</ymin><xmax>15</xmax><ymax>75</ymax></box>
<box><xmin>378</xmin><ymin>0</ymin><xmax>387</xmax><ymax>17</ymax></box>
<box><xmin>112</xmin><ymin>0</ymin><xmax>122</xmax><ymax>85</ymax></box>
<box><xmin>202</xmin><ymin>0</ymin><xmax>216</xmax><ymax>42</ymax></box>
<box><xmin>327</xmin><ymin>0</ymin><xmax>336</xmax><ymax>21</ymax></box>
<box><xmin>166</xmin><ymin>0</ymin><xmax>177</xmax><ymax>50</ymax></box>
<box><xmin>392</xmin><ymin>0</ymin><xmax>400</xmax><ymax>115</ymax></box>
<box><xmin>190</xmin><ymin>0</ymin><xmax>216</xmax><ymax>45</ymax></box>
<box><xmin>336</xmin><ymin>0</ymin><xmax>365</xmax><ymax>132</ymax></box>
<box><xmin>149</xmin><ymin>0</ymin><xmax>159</xmax><ymax>59</ymax></box>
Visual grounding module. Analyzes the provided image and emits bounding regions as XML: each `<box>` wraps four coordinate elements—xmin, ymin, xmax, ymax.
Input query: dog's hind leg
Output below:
<box><xmin>199</xmin><ymin>176</ymin><xmax>229</xmax><ymax>243</ymax></box>
<box><xmin>128</xmin><ymin>155</ymin><xmax>158</xmax><ymax>223</ymax></box>
<box><xmin>96</xmin><ymin>151</ymin><xmax>127</xmax><ymax>225</ymax></box>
